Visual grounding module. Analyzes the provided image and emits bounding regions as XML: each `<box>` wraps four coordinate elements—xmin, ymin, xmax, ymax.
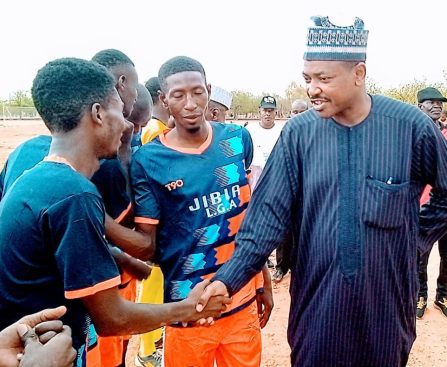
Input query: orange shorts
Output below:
<box><xmin>164</xmin><ymin>301</ymin><xmax>261</xmax><ymax>367</ymax></box>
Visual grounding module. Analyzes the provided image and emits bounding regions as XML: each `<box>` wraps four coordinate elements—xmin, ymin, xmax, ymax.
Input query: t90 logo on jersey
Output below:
<box><xmin>165</xmin><ymin>179</ymin><xmax>184</xmax><ymax>191</ymax></box>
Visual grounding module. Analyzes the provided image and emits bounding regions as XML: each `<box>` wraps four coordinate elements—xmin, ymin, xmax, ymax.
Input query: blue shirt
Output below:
<box><xmin>0</xmin><ymin>135</ymin><xmax>51</xmax><ymax>199</ymax></box>
<box><xmin>131</xmin><ymin>122</ymin><xmax>256</xmax><ymax>311</ymax></box>
<box><xmin>0</xmin><ymin>161</ymin><xmax>120</xmax><ymax>357</ymax></box>
<box><xmin>91</xmin><ymin>158</ymin><xmax>131</xmax><ymax>222</ymax></box>
<box><xmin>214</xmin><ymin>95</ymin><xmax>447</xmax><ymax>366</ymax></box>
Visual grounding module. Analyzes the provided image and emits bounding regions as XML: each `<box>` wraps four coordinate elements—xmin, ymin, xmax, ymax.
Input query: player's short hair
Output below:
<box><xmin>91</xmin><ymin>49</ymin><xmax>135</xmax><ymax>69</ymax></box>
<box><xmin>144</xmin><ymin>77</ymin><xmax>161</xmax><ymax>104</ymax></box>
<box><xmin>158</xmin><ymin>56</ymin><xmax>206</xmax><ymax>92</ymax></box>
<box><xmin>129</xmin><ymin>84</ymin><xmax>152</xmax><ymax>124</ymax></box>
<box><xmin>31</xmin><ymin>58</ymin><xmax>116</xmax><ymax>133</ymax></box>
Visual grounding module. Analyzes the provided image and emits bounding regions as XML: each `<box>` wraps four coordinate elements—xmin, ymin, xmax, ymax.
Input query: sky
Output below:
<box><xmin>0</xmin><ymin>0</ymin><xmax>446</xmax><ymax>100</ymax></box>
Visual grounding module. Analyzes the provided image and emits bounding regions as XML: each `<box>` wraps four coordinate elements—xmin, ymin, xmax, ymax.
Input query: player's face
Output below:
<box><xmin>98</xmin><ymin>89</ymin><xmax>126</xmax><ymax>158</ymax></box>
<box><xmin>119</xmin><ymin>66</ymin><xmax>139</xmax><ymax>119</ymax></box>
<box><xmin>161</xmin><ymin>71</ymin><xmax>209</xmax><ymax>133</ymax></box>
<box><xmin>302</xmin><ymin>60</ymin><xmax>362</xmax><ymax>120</ymax></box>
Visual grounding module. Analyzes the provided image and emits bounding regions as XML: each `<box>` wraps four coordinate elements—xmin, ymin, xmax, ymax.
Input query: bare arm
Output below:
<box><xmin>82</xmin><ymin>280</ymin><xmax>231</xmax><ymax>337</ymax></box>
<box><xmin>104</xmin><ymin>214</ymin><xmax>156</xmax><ymax>261</ymax></box>
<box><xmin>108</xmin><ymin>245</ymin><xmax>152</xmax><ymax>280</ymax></box>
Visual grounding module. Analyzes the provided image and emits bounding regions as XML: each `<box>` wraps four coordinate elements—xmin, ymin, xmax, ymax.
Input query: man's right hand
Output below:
<box><xmin>195</xmin><ymin>280</ymin><xmax>229</xmax><ymax>312</ymax></box>
<box><xmin>182</xmin><ymin>280</ymin><xmax>231</xmax><ymax>324</ymax></box>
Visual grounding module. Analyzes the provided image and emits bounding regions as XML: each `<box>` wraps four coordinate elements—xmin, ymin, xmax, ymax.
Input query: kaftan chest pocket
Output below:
<box><xmin>362</xmin><ymin>176</ymin><xmax>410</xmax><ymax>229</ymax></box>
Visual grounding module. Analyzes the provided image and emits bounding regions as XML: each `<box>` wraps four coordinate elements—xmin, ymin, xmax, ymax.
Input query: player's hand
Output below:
<box><xmin>194</xmin><ymin>281</ymin><xmax>230</xmax><ymax>325</ymax></box>
<box><xmin>182</xmin><ymin>280</ymin><xmax>231</xmax><ymax>325</ymax></box>
<box><xmin>17</xmin><ymin>324</ymin><xmax>76</xmax><ymax>367</ymax></box>
<box><xmin>0</xmin><ymin>306</ymin><xmax>67</xmax><ymax>367</ymax></box>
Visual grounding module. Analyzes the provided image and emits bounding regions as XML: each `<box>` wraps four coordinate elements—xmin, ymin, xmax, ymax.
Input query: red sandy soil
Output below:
<box><xmin>1</xmin><ymin>120</ymin><xmax>446</xmax><ymax>367</ymax></box>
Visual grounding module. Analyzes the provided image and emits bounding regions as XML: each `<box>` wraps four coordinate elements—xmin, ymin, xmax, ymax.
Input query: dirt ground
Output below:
<box><xmin>1</xmin><ymin>120</ymin><xmax>446</xmax><ymax>366</ymax></box>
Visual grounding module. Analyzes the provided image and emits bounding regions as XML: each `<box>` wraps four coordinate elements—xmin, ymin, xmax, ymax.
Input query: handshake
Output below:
<box><xmin>179</xmin><ymin>279</ymin><xmax>231</xmax><ymax>326</ymax></box>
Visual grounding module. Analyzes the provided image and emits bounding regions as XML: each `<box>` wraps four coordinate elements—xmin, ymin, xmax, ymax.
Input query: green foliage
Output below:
<box><xmin>366</xmin><ymin>77</ymin><xmax>383</xmax><ymax>95</ymax></box>
<box><xmin>9</xmin><ymin>90</ymin><xmax>34</xmax><ymax>107</ymax></box>
<box><xmin>383</xmin><ymin>79</ymin><xmax>447</xmax><ymax>105</ymax></box>
<box><xmin>285</xmin><ymin>81</ymin><xmax>308</xmax><ymax>102</ymax></box>
<box><xmin>230</xmin><ymin>90</ymin><xmax>259</xmax><ymax>118</ymax></box>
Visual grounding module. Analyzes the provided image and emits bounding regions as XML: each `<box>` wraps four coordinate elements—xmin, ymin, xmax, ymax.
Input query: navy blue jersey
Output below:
<box><xmin>91</xmin><ymin>158</ymin><xmax>131</xmax><ymax>222</ymax></box>
<box><xmin>0</xmin><ymin>135</ymin><xmax>51</xmax><ymax>199</ymax></box>
<box><xmin>0</xmin><ymin>160</ymin><xmax>120</xmax><ymax>357</ymax></box>
<box><xmin>131</xmin><ymin>122</ymin><xmax>261</xmax><ymax>313</ymax></box>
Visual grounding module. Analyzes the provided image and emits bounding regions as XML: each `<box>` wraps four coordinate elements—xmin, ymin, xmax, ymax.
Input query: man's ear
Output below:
<box><xmin>354</xmin><ymin>62</ymin><xmax>367</xmax><ymax>86</ymax></box>
<box><xmin>91</xmin><ymin>103</ymin><xmax>103</xmax><ymax>126</ymax></box>
<box><xmin>212</xmin><ymin>108</ymin><xmax>219</xmax><ymax>121</ymax></box>
<box><xmin>159</xmin><ymin>93</ymin><xmax>169</xmax><ymax>110</ymax></box>
<box><xmin>117</xmin><ymin>75</ymin><xmax>126</xmax><ymax>91</ymax></box>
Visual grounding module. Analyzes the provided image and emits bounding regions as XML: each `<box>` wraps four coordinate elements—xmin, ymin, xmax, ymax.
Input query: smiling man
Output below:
<box><xmin>198</xmin><ymin>16</ymin><xmax>447</xmax><ymax>366</ymax></box>
<box><xmin>131</xmin><ymin>56</ymin><xmax>272</xmax><ymax>367</ymax></box>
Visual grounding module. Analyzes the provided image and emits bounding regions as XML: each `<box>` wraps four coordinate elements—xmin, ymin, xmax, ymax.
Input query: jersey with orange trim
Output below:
<box><xmin>131</xmin><ymin>122</ymin><xmax>255</xmax><ymax>313</ymax></box>
<box><xmin>0</xmin><ymin>161</ymin><xmax>120</xmax><ymax>365</ymax></box>
<box><xmin>91</xmin><ymin>158</ymin><xmax>131</xmax><ymax>222</ymax></box>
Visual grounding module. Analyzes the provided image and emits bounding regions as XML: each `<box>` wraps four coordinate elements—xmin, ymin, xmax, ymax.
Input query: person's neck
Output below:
<box><xmin>48</xmin><ymin>131</ymin><xmax>100</xmax><ymax>178</ymax></box>
<box><xmin>259</xmin><ymin>120</ymin><xmax>275</xmax><ymax>129</ymax></box>
<box><xmin>167</xmin><ymin>121</ymin><xmax>209</xmax><ymax>149</ymax></box>
<box><xmin>333</xmin><ymin>93</ymin><xmax>372</xmax><ymax>127</ymax></box>
<box><xmin>153</xmin><ymin>105</ymin><xmax>169</xmax><ymax>124</ymax></box>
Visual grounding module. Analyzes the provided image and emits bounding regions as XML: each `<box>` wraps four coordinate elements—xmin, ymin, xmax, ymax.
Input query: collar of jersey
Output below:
<box><xmin>159</xmin><ymin>121</ymin><xmax>213</xmax><ymax>155</ymax></box>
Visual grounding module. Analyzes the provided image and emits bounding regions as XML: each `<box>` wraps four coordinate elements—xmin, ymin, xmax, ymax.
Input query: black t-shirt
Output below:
<box><xmin>0</xmin><ymin>160</ymin><xmax>120</xmax><ymax>351</ymax></box>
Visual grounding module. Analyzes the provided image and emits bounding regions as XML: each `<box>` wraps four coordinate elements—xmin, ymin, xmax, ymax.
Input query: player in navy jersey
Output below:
<box><xmin>0</xmin><ymin>57</ymin><xmax>230</xmax><ymax>367</ymax></box>
<box><xmin>131</xmin><ymin>56</ymin><xmax>272</xmax><ymax>367</ymax></box>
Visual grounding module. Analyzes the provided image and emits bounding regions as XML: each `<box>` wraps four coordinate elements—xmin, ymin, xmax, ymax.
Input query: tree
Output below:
<box><xmin>230</xmin><ymin>91</ymin><xmax>258</xmax><ymax>118</ymax></box>
<box><xmin>382</xmin><ymin>79</ymin><xmax>447</xmax><ymax>105</ymax></box>
<box><xmin>285</xmin><ymin>81</ymin><xmax>308</xmax><ymax>102</ymax></box>
<box><xmin>366</xmin><ymin>76</ymin><xmax>382</xmax><ymax>95</ymax></box>
<box><xmin>9</xmin><ymin>90</ymin><xmax>34</xmax><ymax>107</ymax></box>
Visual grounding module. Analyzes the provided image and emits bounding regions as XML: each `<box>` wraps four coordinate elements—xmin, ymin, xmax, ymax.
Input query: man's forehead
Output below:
<box><xmin>302</xmin><ymin>60</ymin><xmax>346</xmax><ymax>74</ymax></box>
<box><xmin>165</xmin><ymin>71</ymin><xmax>206</xmax><ymax>91</ymax></box>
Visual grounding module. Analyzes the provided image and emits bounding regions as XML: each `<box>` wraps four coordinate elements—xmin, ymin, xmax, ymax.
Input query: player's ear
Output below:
<box><xmin>159</xmin><ymin>93</ymin><xmax>169</xmax><ymax>110</ymax></box>
<box><xmin>91</xmin><ymin>103</ymin><xmax>103</xmax><ymax>126</ymax></box>
<box><xmin>116</xmin><ymin>75</ymin><xmax>126</xmax><ymax>92</ymax></box>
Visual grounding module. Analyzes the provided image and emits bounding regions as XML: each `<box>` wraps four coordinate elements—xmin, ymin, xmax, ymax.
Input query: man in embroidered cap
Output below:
<box><xmin>206</xmin><ymin>84</ymin><xmax>233</xmax><ymax>123</ymax></box>
<box><xmin>197</xmin><ymin>16</ymin><xmax>447</xmax><ymax>367</ymax></box>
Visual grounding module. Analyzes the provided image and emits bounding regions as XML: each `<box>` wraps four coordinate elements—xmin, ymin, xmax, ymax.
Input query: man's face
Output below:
<box><xmin>419</xmin><ymin>100</ymin><xmax>443</xmax><ymax>121</ymax></box>
<box><xmin>291</xmin><ymin>103</ymin><xmax>307</xmax><ymax>116</ymax></box>
<box><xmin>118</xmin><ymin>66</ymin><xmax>139</xmax><ymax>119</ymax></box>
<box><xmin>97</xmin><ymin>89</ymin><xmax>126</xmax><ymax>158</ymax></box>
<box><xmin>260</xmin><ymin>108</ymin><xmax>277</xmax><ymax>126</ymax></box>
<box><xmin>160</xmin><ymin>71</ymin><xmax>209</xmax><ymax>133</ymax></box>
<box><xmin>302</xmin><ymin>60</ymin><xmax>360</xmax><ymax>119</ymax></box>
<box><xmin>205</xmin><ymin>101</ymin><xmax>227</xmax><ymax>123</ymax></box>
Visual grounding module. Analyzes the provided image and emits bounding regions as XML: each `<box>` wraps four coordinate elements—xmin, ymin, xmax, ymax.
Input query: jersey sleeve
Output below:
<box><xmin>241</xmin><ymin>127</ymin><xmax>254</xmax><ymax>169</ymax></box>
<box><xmin>130</xmin><ymin>153</ymin><xmax>160</xmax><ymax>224</ymax></box>
<box><xmin>91</xmin><ymin>159</ymin><xmax>131</xmax><ymax>222</ymax></box>
<box><xmin>44</xmin><ymin>192</ymin><xmax>120</xmax><ymax>299</ymax></box>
